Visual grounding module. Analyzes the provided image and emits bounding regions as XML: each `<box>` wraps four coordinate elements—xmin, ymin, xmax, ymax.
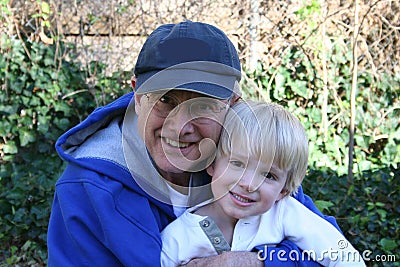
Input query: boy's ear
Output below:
<box><xmin>206</xmin><ymin>163</ymin><xmax>215</xmax><ymax>177</ymax></box>
<box><xmin>276</xmin><ymin>188</ymin><xmax>289</xmax><ymax>202</ymax></box>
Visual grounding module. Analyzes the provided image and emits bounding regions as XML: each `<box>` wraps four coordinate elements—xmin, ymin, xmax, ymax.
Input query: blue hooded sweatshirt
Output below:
<box><xmin>47</xmin><ymin>92</ymin><xmax>340</xmax><ymax>266</ymax></box>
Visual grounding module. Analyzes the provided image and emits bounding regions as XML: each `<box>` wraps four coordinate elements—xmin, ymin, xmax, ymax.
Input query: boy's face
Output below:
<box><xmin>207</xmin><ymin>151</ymin><xmax>288</xmax><ymax>220</ymax></box>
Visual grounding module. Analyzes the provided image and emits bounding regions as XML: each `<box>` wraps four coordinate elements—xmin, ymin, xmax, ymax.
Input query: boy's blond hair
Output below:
<box><xmin>217</xmin><ymin>100</ymin><xmax>308</xmax><ymax>196</ymax></box>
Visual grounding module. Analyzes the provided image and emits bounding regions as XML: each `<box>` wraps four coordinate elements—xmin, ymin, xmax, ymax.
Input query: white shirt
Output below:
<box><xmin>161</xmin><ymin>196</ymin><xmax>365</xmax><ymax>267</ymax></box>
<box><xmin>166</xmin><ymin>182</ymin><xmax>190</xmax><ymax>217</ymax></box>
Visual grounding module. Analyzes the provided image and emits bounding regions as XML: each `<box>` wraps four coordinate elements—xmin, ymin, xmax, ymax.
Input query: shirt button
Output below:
<box><xmin>202</xmin><ymin>220</ymin><xmax>210</xmax><ymax>227</ymax></box>
<box><xmin>213</xmin><ymin>237</ymin><xmax>221</xmax><ymax>244</ymax></box>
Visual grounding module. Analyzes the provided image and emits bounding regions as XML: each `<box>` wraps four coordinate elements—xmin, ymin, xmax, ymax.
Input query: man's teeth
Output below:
<box><xmin>232</xmin><ymin>193</ymin><xmax>252</xmax><ymax>203</ymax></box>
<box><xmin>164</xmin><ymin>138</ymin><xmax>190</xmax><ymax>148</ymax></box>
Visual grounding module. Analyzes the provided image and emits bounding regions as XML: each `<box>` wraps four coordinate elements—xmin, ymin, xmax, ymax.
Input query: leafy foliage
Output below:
<box><xmin>0</xmin><ymin>0</ymin><xmax>399</xmax><ymax>266</ymax></box>
<box><xmin>0</xmin><ymin>35</ymin><xmax>130</xmax><ymax>265</ymax></box>
<box><xmin>243</xmin><ymin>47</ymin><xmax>400</xmax><ymax>176</ymax></box>
<box><xmin>241</xmin><ymin>14</ymin><xmax>399</xmax><ymax>265</ymax></box>
<box><xmin>304</xmin><ymin>167</ymin><xmax>399</xmax><ymax>266</ymax></box>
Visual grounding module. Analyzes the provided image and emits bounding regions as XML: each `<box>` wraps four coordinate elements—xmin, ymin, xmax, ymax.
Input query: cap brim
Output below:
<box><xmin>135</xmin><ymin>62</ymin><xmax>241</xmax><ymax>99</ymax></box>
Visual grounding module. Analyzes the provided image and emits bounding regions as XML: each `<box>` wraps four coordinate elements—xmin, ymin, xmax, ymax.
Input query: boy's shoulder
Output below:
<box><xmin>162</xmin><ymin>207</ymin><xmax>206</xmax><ymax>234</ymax></box>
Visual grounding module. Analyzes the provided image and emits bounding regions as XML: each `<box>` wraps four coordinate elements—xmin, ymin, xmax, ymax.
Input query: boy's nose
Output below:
<box><xmin>238</xmin><ymin>171</ymin><xmax>261</xmax><ymax>193</ymax></box>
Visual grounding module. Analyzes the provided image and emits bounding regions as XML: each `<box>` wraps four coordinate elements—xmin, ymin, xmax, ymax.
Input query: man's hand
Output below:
<box><xmin>181</xmin><ymin>251</ymin><xmax>263</xmax><ymax>267</ymax></box>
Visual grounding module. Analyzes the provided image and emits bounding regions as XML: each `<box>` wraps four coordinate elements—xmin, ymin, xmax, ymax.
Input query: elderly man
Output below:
<box><xmin>47</xmin><ymin>21</ymin><xmax>339</xmax><ymax>266</ymax></box>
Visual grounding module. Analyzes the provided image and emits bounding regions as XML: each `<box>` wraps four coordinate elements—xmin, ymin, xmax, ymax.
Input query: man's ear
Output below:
<box><xmin>134</xmin><ymin>93</ymin><xmax>143</xmax><ymax>114</ymax></box>
<box><xmin>230</xmin><ymin>95</ymin><xmax>241</xmax><ymax>105</ymax></box>
<box><xmin>131</xmin><ymin>76</ymin><xmax>137</xmax><ymax>92</ymax></box>
<box><xmin>206</xmin><ymin>163</ymin><xmax>215</xmax><ymax>177</ymax></box>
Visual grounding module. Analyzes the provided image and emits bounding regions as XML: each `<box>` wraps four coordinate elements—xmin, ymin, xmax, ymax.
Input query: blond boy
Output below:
<box><xmin>161</xmin><ymin>100</ymin><xmax>365</xmax><ymax>267</ymax></box>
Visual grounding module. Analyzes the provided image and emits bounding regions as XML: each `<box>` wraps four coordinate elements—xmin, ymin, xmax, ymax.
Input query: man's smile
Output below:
<box><xmin>162</xmin><ymin>137</ymin><xmax>191</xmax><ymax>149</ymax></box>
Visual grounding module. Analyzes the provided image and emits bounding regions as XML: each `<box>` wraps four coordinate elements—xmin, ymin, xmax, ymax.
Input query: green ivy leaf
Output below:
<box><xmin>314</xmin><ymin>200</ymin><xmax>334</xmax><ymax>212</ymax></box>
<box><xmin>379</xmin><ymin>238</ymin><xmax>397</xmax><ymax>251</ymax></box>
<box><xmin>19</xmin><ymin>128</ymin><xmax>36</xmax><ymax>146</ymax></box>
<box><xmin>3</xmin><ymin>141</ymin><xmax>18</xmax><ymax>154</ymax></box>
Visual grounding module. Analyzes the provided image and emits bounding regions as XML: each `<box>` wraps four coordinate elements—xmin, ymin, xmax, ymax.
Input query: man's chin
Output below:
<box><xmin>160</xmin><ymin>148</ymin><xmax>215</xmax><ymax>171</ymax></box>
<box><xmin>164</xmin><ymin>159</ymin><xmax>212</xmax><ymax>173</ymax></box>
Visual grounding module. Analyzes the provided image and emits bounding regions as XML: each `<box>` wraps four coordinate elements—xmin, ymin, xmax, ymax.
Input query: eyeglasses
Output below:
<box><xmin>144</xmin><ymin>93</ymin><xmax>230</xmax><ymax>124</ymax></box>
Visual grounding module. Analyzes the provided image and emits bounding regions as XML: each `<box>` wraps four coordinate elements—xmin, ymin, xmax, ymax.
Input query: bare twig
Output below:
<box><xmin>6</xmin><ymin>2</ymin><xmax>32</xmax><ymax>60</ymax></box>
<box><xmin>320</xmin><ymin>2</ymin><xmax>329</xmax><ymax>140</ymax></box>
<box><xmin>348</xmin><ymin>0</ymin><xmax>360</xmax><ymax>183</ymax></box>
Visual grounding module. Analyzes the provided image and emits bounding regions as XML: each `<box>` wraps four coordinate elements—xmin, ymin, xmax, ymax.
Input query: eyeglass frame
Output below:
<box><xmin>143</xmin><ymin>91</ymin><xmax>232</xmax><ymax>124</ymax></box>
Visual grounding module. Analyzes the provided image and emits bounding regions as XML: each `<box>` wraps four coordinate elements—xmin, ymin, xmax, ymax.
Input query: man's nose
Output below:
<box><xmin>164</xmin><ymin>104</ymin><xmax>195</xmax><ymax>134</ymax></box>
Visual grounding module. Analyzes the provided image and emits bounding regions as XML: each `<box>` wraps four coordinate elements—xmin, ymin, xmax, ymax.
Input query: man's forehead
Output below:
<box><xmin>158</xmin><ymin>89</ymin><xmax>221</xmax><ymax>100</ymax></box>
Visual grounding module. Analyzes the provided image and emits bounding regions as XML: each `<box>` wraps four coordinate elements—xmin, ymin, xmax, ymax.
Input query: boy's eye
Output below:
<box><xmin>263</xmin><ymin>172</ymin><xmax>277</xmax><ymax>181</ymax></box>
<box><xmin>230</xmin><ymin>160</ymin><xmax>244</xmax><ymax>168</ymax></box>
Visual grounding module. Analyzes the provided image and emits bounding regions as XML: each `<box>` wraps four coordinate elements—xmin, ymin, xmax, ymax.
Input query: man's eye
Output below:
<box><xmin>192</xmin><ymin>101</ymin><xmax>215</xmax><ymax>113</ymax></box>
<box><xmin>197</xmin><ymin>103</ymin><xmax>213</xmax><ymax>111</ymax></box>
<box><xmin>159</xmin><ymin>95</ymin><xmax>175</xmax><ymax>104</ymax></box>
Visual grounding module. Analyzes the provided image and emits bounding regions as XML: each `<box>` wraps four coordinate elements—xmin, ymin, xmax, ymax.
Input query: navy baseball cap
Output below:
<box><xmin>134</xmin><ymin>21</ymin><xmax>241</xmax><ymax>99</ymax></box>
